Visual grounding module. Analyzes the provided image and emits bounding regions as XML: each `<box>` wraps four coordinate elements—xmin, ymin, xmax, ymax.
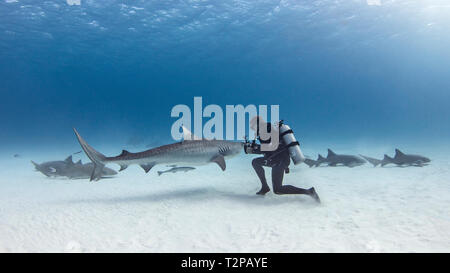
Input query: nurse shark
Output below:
<box><xmin>32</xmin><ymin>156</ymin><xmax>117</xmax><ymax>179</ymax></box>
<box><xmin>360</xmin><ymin>149</ymin><xmax>431</xmax><ymax>167</ymax></box>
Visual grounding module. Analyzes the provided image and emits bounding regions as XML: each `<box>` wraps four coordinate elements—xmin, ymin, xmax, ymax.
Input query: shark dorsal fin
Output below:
<box><xmin>64</xmin><ymin>155</ymin><xmax>73</xmax><ymax>164</ymax></box>
<box><xmin>120</xmin><ymin>150</ymin><xmax>131</xmax><ymax>157</ymax></box>
<box><xmin>182</xmin><ymin>125</ymin><xmax>202</xmax><ymax>141</ymax></box>
<box><xmin>318</xmin><ymin>154</ymin><xmax>325</xmax><ymax>160</ymax></box>
<box><xmin>327</xmin><ymin>149</ymin><xmax>336</xmax><ymax>158</ymax></box>
<box><xmin>395</xmin><ymin>149</ymin><xmax>404</xmax><ymax>157</ymax></box>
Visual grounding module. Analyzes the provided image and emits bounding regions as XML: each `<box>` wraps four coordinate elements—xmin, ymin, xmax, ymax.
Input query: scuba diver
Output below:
<box><xmin>245</xmin><ymin>116</ymin><xmax>321</xmax><ymax>203</ymax></box>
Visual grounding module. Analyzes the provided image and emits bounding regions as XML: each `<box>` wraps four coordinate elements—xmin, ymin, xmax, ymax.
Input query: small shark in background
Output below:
<box><xmin>304</xmin><ymin>154</ymin><xmax>326</xmax><ymax>167</ymax></box>
<box><xmin>32</xmin><ymin>156</ymin><xmax>117</xmax><ymax>179</ymax></box>
<box><xmin>360</xmin><ymin>149</ymin><xmax>431</xmax><ymax>167</ymax></box>
<box><xmin>314</xmin><ymin>154</ymin><xmax>327</xmax><ymax>167</ymax></box>
<box><xmin>73</xmin><ymin>127</ymin><xmax>243</xmax><ymax>181</ymax></box>
<box><xmin>157</xmin><ymin>166</ymin><xmax>196</xmax><ymax>176</ymax></box>
<box><xmin>316</xmin><ymin>149</ymin><xmax>366</xmax><ymax>168</ymax></box>
<box><xmin>303</xmin><ymin>158</ymin><xmax>317</xmax><ymax>168</ymax></box>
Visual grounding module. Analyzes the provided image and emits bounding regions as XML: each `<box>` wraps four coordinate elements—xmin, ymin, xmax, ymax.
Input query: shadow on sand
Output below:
<box><xmin>63</xmin><ymin>187</ymin><xmax>319</xmax><ymax>207</ymax></box>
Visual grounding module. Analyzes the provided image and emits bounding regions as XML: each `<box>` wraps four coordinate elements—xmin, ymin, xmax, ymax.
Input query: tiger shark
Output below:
<box><xmin>360</xmin><ymin>149</ymin><xmax>431</xmax><ymax>167</ymax></box>
<box><xmin>73</xmin><ymin>127</ymin><xmax>244</xmax><ymax>181</ymax></box>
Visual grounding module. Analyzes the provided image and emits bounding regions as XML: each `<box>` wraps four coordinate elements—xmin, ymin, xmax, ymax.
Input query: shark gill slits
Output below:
<box><xmin>219</xmin><ymin>146</ymin><xmax>230</xmax><ymax>155</ymax></box>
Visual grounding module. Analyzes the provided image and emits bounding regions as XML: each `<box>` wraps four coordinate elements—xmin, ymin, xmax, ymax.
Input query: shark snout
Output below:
<box><xmin>422</xmin><ymin>157</ymin><xmax>431</xmax><ymax>163</ymax></box>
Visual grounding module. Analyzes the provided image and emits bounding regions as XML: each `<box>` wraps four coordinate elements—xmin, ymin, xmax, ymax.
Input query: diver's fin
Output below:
<box><xmin>360</xmin><ymin>155</ymin><xmax>381</xmax><ymax>167</ymax></box>
<box><xmin>211</xmin><ymin>155</ymin><xmax>226</xmax><ymax>171</ymax></box>
<box><xmin>140</xmin><ymin>163</ymin><xmax>155</xmax><ymax>173</ymax></box>
<box><xmin>73</xmin><ymin>128</ymin><xmax>107</xmax><ymax>181</ymax></box>
<box><xmin>327</xmin><ymin>149</ymin><xmax>336</xmax><ymax>158</ymax></box>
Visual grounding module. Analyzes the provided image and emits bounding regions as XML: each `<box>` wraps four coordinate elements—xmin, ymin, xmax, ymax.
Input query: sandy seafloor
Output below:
<box><xmin>0</xmin><ymin>144</ymin><xmax>449</xmax><ymax>253</ymax></box>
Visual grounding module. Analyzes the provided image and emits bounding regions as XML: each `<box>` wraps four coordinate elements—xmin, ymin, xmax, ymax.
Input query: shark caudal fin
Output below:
<box><xmin>73</xmin><ymin>128</ymin><xmax>107</xmax><ymax>181</ymax></box>
<box><xmin>360</xmin><ymin>155</ymin><xmax>382</xmax><ymax>167</ymax></box>
<box><xmin>315</xmin><ymin>154</ymin><xmax>325</xmax><ymax>167</ymax></box>
<box><xmin>381</xmin><ymin>154</ymin><xmax>393</xmax><ymax>167</ymax></box>
<box><xmin>304</xmin><ymin>158</ymin><xmax>316</xmax><ymax>168</ymax></box>
<box><xmin>31</xmin><ymin>160</ymin><xmax>40</xmax><ymax>170</ymax></box>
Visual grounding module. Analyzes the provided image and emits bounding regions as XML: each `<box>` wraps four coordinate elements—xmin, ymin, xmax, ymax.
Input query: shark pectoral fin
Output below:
<box><xmin>211</xmin><ymin>155</ymin><xmax>226</xmax><ymax>171</ymax></box>
<box><xmin>119</xmin><ymin>165</ymin><xmax>128</xmax><ymax>172</ymax></box>
<box><xmin>140</xmin><ymin>163</ymin><xmax>156</xmax><ymax>173</ymax></box>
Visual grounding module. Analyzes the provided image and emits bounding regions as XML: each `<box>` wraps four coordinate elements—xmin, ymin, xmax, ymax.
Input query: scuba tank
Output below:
<box><xmin>278</xmin><ymin>120</ymin><xmax>305</xmax><ymax>165</ymax></box>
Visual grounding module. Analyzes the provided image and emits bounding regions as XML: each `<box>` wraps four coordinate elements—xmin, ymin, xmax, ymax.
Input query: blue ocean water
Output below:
<box><xmin>1</xmin><ymin>0</ymin><xmax>450</xmax><ymax>155</ymax></box>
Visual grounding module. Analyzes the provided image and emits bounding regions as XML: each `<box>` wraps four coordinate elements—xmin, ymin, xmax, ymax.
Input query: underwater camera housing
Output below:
<box><xmin>244</xmin><ymin>120</ymin><xmax>305</xmax><ymax>165</ymax></box>
<box><xmin>244</xmin><ymin>137</ymin><xmax>261</xmax><ymax>154</ymax></box>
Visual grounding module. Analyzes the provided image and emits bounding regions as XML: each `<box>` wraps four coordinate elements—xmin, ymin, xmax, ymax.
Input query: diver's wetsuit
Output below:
<box><xmin>251</xmin><ymin>123</ymin><xmax>319</xmax><ymax>200</ymax></box>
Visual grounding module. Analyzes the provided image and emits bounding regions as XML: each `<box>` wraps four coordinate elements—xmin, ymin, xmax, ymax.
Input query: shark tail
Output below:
<box><xmin>315</xmin><ymin>154</ymin><xmax>325</xmax><ymax>167</ymax></box>
<box><xmin>304</xmin><ymin>159</ymin><xmax>316</xmax><ymax>168</ymax></box>
<box><xmin>73</xmin><ymin>128</ymin><xmax>107</xmax><ymax>181</ymax></box>
<box><xmin>31</xmin><ymin>160</ymin><xmax>40</xmax><ymax>169</ymax></box>
<box><xmin>359</xmin><ymin>155</ymin><xmax>381</xmax><ymax>167</ymax></box>
<box><xmin>381</xmin><ymin>154</ymin><xmax>393</xmax><ymax>167</ymax></box>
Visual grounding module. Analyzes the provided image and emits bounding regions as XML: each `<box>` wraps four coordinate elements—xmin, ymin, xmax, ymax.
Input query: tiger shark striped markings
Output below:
<box><xmin>73</xmin><ymin>128</ymin><xmax>243</xmax><ymax>181</ymax></box>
